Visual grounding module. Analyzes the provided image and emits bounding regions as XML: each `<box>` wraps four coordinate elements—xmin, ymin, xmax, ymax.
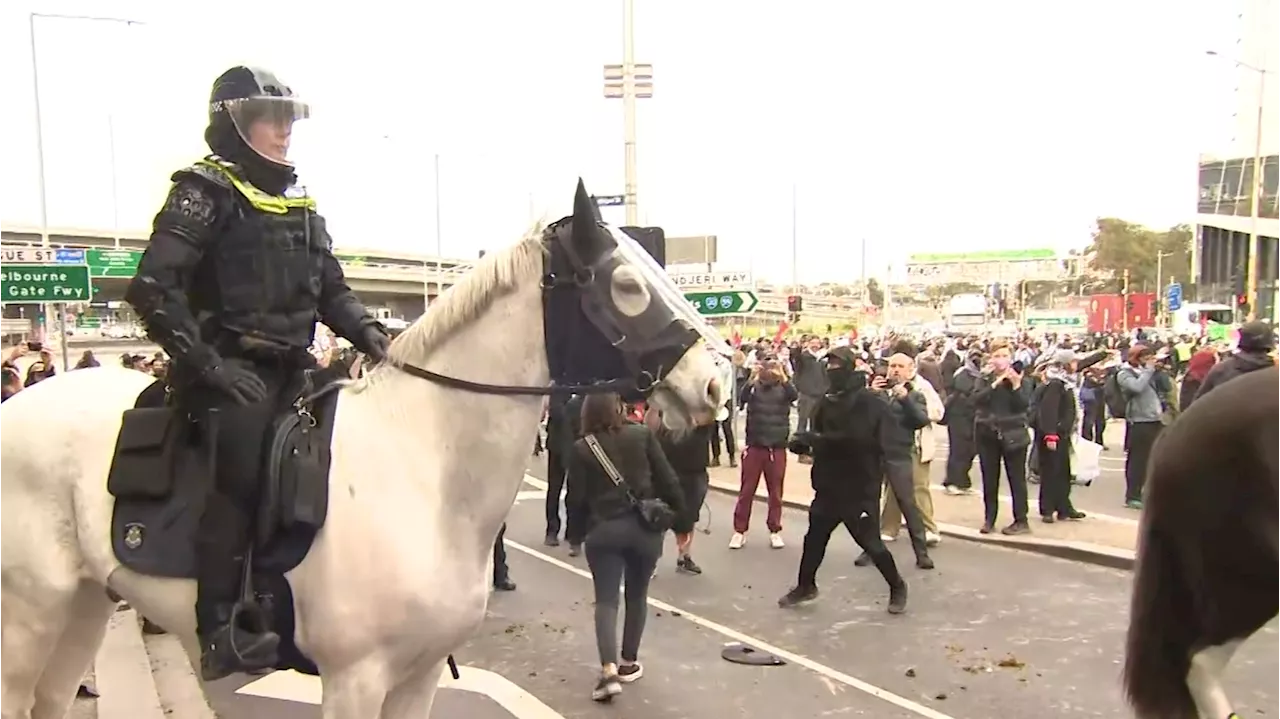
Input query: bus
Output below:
<box><xmin>1170</xmin><ymin>302</ymin><xmax>1235</xmax><ymax>339</ymax></box>
<box><xmin>946</xmin><ymin>293</ymin><xmax>988</xmax><ymax>332</ymax></box>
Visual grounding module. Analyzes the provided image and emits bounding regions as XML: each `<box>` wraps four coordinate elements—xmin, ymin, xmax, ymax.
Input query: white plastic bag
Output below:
<box><xmin>1071</xmin><ymin>436</ymin><xmax>1102</xmax><ymax>486</ymax></box>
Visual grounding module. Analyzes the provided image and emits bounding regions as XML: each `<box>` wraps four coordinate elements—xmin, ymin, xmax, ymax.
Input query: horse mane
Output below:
<box><xmin>345</xmin><ymin>223</ymin><xmax>548</xmax><ymax>392</ymax></box>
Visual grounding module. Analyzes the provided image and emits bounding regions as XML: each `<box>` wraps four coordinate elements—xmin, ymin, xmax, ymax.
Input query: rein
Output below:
<box><xmin>389</xmin><ymin>359</ymin><xmax>647</xmax><ymax>397</ymax></box>
<box><xmin>374</xmin><ymin>231</ymin><xmax>668</xmax><ymax>398</ymax></box>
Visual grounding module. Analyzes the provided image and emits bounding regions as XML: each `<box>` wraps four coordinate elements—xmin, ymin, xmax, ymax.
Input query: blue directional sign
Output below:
<box><xmin>1166</xmin><ymin>282</ymin><xmax>1183</xmax><ymax>312</ymax></box>
<box><xmin>592</xmin><ymin>195</ymin><xmax>625</xmax><ymax>207</ymax></box>
<box><xmin>54</xmin><ymin>248</ymin><xmax>86</xmax><ymax>264</ymax></box>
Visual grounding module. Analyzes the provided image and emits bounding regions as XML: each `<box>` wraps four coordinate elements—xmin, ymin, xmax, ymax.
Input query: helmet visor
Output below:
<box><xmin>223</xmin><ymin>96</ymin><xmax>311</xmax><ymax>167</ymax></box>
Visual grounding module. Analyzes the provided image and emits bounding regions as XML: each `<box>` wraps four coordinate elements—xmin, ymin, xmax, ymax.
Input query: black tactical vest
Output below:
<box><xmin>179</xmin><ymin>157</ymin><xmax>324</xmax><ymax>353</ymax></box>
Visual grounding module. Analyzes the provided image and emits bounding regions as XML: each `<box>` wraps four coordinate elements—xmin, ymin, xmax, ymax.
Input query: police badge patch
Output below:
<box><xmin>123</xmin><ymin>523</ymin><xmax>145</xmax><ymax>550</ymax></box>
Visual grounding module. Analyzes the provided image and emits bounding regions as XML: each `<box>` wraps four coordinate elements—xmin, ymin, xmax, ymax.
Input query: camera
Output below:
<box><xmin>26</xmin><ymin>341</ymin><xmax>42</xmax><ymax>352</ymax></box>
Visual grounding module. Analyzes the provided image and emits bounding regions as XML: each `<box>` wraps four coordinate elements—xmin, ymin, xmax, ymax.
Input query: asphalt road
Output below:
<box><xmin>202</xmin><ymin>459</ymin><xmax>1278</xmax><ymax>719</ymax></box>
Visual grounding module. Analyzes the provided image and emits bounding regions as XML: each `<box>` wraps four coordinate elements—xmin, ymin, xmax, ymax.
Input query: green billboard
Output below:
<box><xmin>908</xmin><ymin>249</ymin><xmax>1057</xmax><ymax>264</ymax></box>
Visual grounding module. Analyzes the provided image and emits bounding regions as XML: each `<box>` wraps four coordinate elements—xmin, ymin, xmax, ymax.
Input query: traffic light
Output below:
<box><xmin>787</xmin><ymin>295</ymin><xmax>803</xmax><ymax>312</ymax></box>
<box><xmin>620</xmin><ymin>226</ymin><xmax>666</xmax><ymax>268</ymax></box>
<box><xmin>1125</xmin><ymin>296</ymin><xmax>1134</xmax><ymax>312</ymax></box>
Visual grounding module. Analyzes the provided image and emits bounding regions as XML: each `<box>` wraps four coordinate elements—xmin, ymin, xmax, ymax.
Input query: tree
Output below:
<box><xmin>1082</xmin><ymin>218</ymin><xmax>1193</xmax><ymax>293</ymax></box>
<box><xmin>865</xmin><ymin>278</ymin><xmax>884</xmax><ymax>308</ymax></box>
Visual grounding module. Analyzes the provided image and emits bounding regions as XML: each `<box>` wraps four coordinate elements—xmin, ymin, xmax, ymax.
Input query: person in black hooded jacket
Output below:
<box><xmin>1192</xmin><ymin>320</ymin><xmax>1276</xmax><ymax>403</ymax></box>
<box><xmin>778</xmin><ymin>347</ymin><xmax>908</xmax><ymax>614</ymax></box>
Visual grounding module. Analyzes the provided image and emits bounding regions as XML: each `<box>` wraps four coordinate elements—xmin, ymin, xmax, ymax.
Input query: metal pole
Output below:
<box><xmin>859</xmin><ymin>237</ymin><xmax>867</xmax><ymax>325</ymax></box>
<box><xmin>28</xmin><ymin>13</ymin><xmax>56</xmax><ymax>349</ymax></box>
<box><xmin>1245</xmin><ymin>69</ymin><xmax>1265</xmax><ymax>320</ymax></box>
<box><xmin>426</xmin><ymin>152</ymin><xmax>441</xmax><ymax>312</ymax></box>
<box><xmin>59</xmin><ymin>302</ymin><xmax>70</xmax><ymax>371</ymax></box>
<box><xmin>790</xmin><ymin>183</ymin><xmax>798</xmax><ymax>293</ymax></box>
<box><xmin>1156</xmin><ymin>251</ymin><xmax>1165</xmax><ymax>327</ymax></box>
<box><xmin>622</xmin><ymin>0</ymin><xmax>639</xmax><ymax>226</ymax></box>
<box><xmin>108</xmin><ymin>112</ymin><xmax>121</xmax><ymax>249</ymax></box>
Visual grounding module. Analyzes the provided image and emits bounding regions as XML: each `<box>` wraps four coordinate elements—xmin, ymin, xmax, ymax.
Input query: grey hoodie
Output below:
<box><xmin>1116</xmin><ymin>364</ymin><xmax>1162</xmax><ymax>423</ymax></box>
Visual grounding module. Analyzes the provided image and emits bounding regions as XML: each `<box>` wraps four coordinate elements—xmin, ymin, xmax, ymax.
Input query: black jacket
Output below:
<box><xmin>656</xmin><ymin>423</ymin><xmax>711</xmax><ymax>480</ymax></box>
<box><xmin>742</xmin><ymin>380</ymin><xmax>799</xmax><ymax>448</ymax></box>
<box><xmin>565</xmin><ymin>424</ymin><xmax>686</xmax><ymax>531</ymax></box>
<box><xmin>1033</xmin><ymin>378</ymin><xmax>1076</xmax><ymax>445</ymax></box>
<box><xmin>809</xmin><ymin>388</ymin><xmax>887</xmax><ymax>504</ymax></box>
<box><xmin>126</xmin><ymin>160</ymin><xmax>381</xmax><ymax>372</ymax></box>
<box><xmin>973</xmin><ymin>375</ymin><xmax>1032</xmax><ymax>444</ymax></box>
<box><xmin>790</xmin><ymin>351</ymin><xmax>829</xmax><ymax>397</ymax></box>
<box><xmin>1193</xmin><ymin>351</ymin><xmax>1275</xmax><ymax>404</ymax></box>
<box><xmin>880</xmin><ymin>385</ymin><xmax>931</xmax><ymax>460</ymax></box>
<box><xmin>942</xmin><ymin>367</ymin><xmax>982</xmax><ymax>432</ymax></box>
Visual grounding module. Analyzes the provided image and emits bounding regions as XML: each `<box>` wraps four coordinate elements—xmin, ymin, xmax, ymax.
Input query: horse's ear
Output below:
<box><xmin>570</xmin><ymin>178</ymin><xmax>604</xmax><ymax>260</ymax></box>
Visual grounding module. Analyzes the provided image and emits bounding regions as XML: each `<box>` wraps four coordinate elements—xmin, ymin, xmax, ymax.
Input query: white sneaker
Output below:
<box><xmin>943</xmin><ymin>485</ymin><xmax>961</xmax><ymax>496</ymax></box>
<box><xmin>880</xmin><ymin>533</ymin><xmax>898</xmax><ymax>542</ymax></box>
<box><xmin>728</xmin><ymin>532</ymin><xmax>746</xmax><ymax>549</ymax></box>
<box><xmin>925</xmin><ymin>531</ymin><xmax>942</xmax><ymax>547</ymax></box>
<box><xmin>769</xmin><ymin>532</ymin><xmax>785</xmax><ymax>549</ymax></box>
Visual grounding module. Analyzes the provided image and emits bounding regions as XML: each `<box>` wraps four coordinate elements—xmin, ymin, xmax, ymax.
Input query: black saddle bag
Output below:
<box><xmin>107</xmin><ymin>407</ymin><xmax>183</xmax><ymax>499</ymax></box>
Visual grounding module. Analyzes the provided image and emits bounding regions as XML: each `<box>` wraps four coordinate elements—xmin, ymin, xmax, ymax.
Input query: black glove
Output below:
<box><xmin>359</xmin><ymin>325</ymin><xmax>391</xmax><ymax>363</ymax></box>
<box><xmin>203</xmin><ymin>358</ymin><xmax>269</xmax><ymax>406</ymax></box>
<box><xmin>788</xmin><ymin>431</ymin><xmax>817</xmax><ymax>456</ymax></box>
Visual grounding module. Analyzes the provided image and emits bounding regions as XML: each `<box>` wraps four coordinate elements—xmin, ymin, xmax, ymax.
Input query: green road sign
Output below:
<box><xmin>1025</xmin><ymin>314</ymin><xmax>1085</xmax><ymax>328</ymax></box>
<box><xmin>87</xmin><ymin>248</ymin><xmax>143</xmax><ymax>277</ymax></box>
<box><xmin>1</xmin><ymin>264</ymin><xmax>92</xmax><ymax>303</ymax></box>
<box><xmin>685</xmin><ymin>290</ymin><xmax>758</xmax><ymax>316</ymax></box>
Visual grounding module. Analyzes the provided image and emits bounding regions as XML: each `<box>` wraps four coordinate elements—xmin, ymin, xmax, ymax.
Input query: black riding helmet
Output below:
<box><xmin>203</xmin><ymin>66</ymin><xmax>310</xmax><ymax>193</ymax></box>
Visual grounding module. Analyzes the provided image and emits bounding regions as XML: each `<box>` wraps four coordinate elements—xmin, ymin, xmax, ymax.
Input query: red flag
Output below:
<box><xmin>731</xmin><ymin>329</ymin><xmax>742</xmax><ymax>348</ymax></box>
<box><xmin>772</xmin><ymin>321</ymin><xmax>790</xmax><ymax>348</ymax></box>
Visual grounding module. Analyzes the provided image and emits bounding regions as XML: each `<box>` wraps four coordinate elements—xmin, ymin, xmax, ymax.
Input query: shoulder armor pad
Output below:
<box><xmin>173</xmin><ymin>162</ymin><xmax>233</xmax><ymax>189</ymax></box>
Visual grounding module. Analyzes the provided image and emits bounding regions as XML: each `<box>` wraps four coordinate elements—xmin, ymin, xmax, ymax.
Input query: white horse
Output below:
<box><xmin>0</xmin><ymin>184</ymin><xmax>726</xmax><ymax>719</ymax></box>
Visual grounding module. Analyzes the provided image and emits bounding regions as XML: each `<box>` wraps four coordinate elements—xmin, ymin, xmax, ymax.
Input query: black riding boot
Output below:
<box><xmin>198</xmin><ymin>603</ymin><xmax>281</xmax><ymax>681</ymax></box>
<box><xmin>195</xmin><ymin>493</ymin><xmax>280</xmax><ymax>681</ymax></box>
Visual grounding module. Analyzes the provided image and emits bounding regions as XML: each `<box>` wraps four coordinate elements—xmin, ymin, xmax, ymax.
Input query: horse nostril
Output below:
<box><xmin>706</xmin><ymin>377</ymin><xmax>721</xmax><ymax>407</ymax></box>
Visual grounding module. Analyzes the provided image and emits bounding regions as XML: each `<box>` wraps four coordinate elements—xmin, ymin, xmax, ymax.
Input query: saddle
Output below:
<box><xmin>105</xmin><ymin>371</ymin><xmax>343</xmax><ymax>675</ymax></box>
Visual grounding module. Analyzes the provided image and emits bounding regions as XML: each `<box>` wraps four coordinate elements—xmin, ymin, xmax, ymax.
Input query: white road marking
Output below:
<box><xmin>514</xmin><ymin>473</ymin><xmax>958</xmax><ymax>719</ymax></box>
<box><xmin>236</xmin><ymin>665</ymin><xmax>565</xmax><ymax>718</ymax></box>
<box><xmin>515</xmin><ymin>489</ymin><xmax>548</xmax><ymax>502</ymax></box>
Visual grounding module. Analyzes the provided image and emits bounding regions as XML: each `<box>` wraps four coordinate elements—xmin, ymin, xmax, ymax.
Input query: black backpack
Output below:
<box><xmin>1103</xmin><ymin>367</ymin><xmax>1127</xmax><ymax>419</ymax></box>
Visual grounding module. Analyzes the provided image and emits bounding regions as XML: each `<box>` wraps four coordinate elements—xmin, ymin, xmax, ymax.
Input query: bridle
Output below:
<box><xmin>383</xmin><ymin>218</ymin><xmax>699</xmax><ymax>398</ymax></box>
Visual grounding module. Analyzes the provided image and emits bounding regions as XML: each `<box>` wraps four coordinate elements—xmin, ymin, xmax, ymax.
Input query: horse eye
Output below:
<box><xmin>610</xmin><ymin>267</ymin><xmax>651</xmax><ymax>318</ymax></box>
<box><xmin>616</xmin><ymin>276</ymin><xmax>643</xmax><ymax>294</ymax></box>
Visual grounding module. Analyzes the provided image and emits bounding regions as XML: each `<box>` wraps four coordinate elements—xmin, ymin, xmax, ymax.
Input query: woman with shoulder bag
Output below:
<box><xmin>972</xmin><ymin>340</ymin><xmax>1033</xmax><ymax>536</ymax></box>
<box><xmin>565</xmin><ymin>393</ymin><xmax>686</xmax><ymax>702</ymax></box>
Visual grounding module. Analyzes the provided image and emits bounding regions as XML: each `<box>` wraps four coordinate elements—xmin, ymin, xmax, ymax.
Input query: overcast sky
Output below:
<box><xmin>0</xmin><ymin>0</ymin><xmax>1252</xmax><ymax>282</ymax></box>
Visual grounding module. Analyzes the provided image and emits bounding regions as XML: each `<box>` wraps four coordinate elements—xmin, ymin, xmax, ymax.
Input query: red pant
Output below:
<box><xmin>733</xmin><ymin>446</ymin><xmax>787</xmax><ymax>533</ymax></box>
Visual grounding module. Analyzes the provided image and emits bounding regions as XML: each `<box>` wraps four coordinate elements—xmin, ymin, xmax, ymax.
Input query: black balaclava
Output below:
<box><xmin>204</xmin><ymin>66</ymin><xmax>299</xmax><ymax>196</ymax></box>
<box><xmin>824</xmin><ymin>346</ymin><xmax>866</xmax><ymax>394</ymax></box>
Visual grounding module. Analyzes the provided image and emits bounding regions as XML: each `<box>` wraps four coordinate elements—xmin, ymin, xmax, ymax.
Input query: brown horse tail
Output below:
<box><xmin>1123</xmin><ymin>520</ymin><xmax>1199</xmax><ymax>719</ymax></box>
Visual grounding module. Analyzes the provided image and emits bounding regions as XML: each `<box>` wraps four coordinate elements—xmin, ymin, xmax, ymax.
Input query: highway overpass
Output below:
<box><xmin>1</xmin><ymin>224</ymin><xmax>875</xmax><ymax>328</ymax></box>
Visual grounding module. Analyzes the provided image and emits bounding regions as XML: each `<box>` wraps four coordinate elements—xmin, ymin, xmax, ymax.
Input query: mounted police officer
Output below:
<box><xmin>125</xmin><ymin>66</ymin><xmax>390</xmax><ymax>680</ymax></box>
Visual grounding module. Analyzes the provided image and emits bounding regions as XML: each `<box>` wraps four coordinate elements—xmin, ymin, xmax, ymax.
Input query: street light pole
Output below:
<box><xmin>1156</xmin><ymin>250</ymin><xmax>1172</xmax><ymax>326</ymax></box>
<box><xmin>621</xmin><ymin>0</ymin><xmax>638</xmax><ymax>227</ymax></box>
<box><xmin>790</xmin><ymin>183</ymin><xmax>798</xmax><ymax>294</ymax></box>
<box><xmin>1246</xmin><ymin>67</ymin><xmax>1265</xmax><ymax>320</ymax></box>
<box><xmin>1206</xmin><ymin>50</ymin><xmax>1269</xmax><ymax>320</ymax></box>
<box><xmin>29</xmin><ymin>11</ymin><xmax>141</xmax><ymax>369</ymax></box>
<box><xmin>604</xmin><ymin>0</ymin><xmax>652</xmax><ymax>227</ymax></box>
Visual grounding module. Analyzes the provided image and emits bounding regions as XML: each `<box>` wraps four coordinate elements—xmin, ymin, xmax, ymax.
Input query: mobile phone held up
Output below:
<box><xmin>26</xmin><ymin>341</ymin><xmax>43</xmax><ymax>352</ymax></box>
